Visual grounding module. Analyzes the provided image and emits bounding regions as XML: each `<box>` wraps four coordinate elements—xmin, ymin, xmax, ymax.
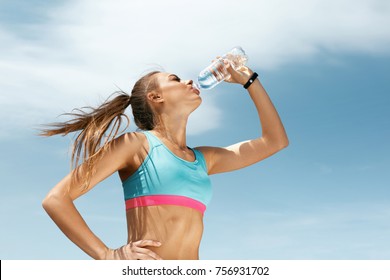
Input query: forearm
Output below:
<box><xmin>42</xmin><ymin>192</ymin><xmax>108</xmax><ymax>260</ymax></box>
<box><xmin>247</xmin><ymin>78</ymin><xmax>289</xmax><ymax>147</ymax></box>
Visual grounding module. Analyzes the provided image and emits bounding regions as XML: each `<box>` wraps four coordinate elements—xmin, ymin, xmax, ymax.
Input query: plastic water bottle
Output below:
<box><xmin>196</xmin><ymin>46</ymin><xmax>248</xmax><ymax>90</ymax></box>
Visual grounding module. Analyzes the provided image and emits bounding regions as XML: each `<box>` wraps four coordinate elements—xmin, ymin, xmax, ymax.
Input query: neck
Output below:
<box><xmin>153</xmin><ymin>112</ymin><xmax>189</xmax><ymax>149</ymax></box>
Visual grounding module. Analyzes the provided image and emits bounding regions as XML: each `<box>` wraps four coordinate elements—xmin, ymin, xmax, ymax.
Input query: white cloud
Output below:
<box><xmin>0</xmin><ymin>0</ymin><xmax>389</xmax><ymax>139</ymax></box>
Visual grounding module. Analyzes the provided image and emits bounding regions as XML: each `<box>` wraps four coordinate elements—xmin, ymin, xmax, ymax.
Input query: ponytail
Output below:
<box><xmin>40</xmin><ymin>91</ymin><xmax>131</xmax><ymax>189</ymax></box>
<box><xmin>40</xmin><ymin>70</ymin><xmax>161</xmax><ymax>190</ymax></box>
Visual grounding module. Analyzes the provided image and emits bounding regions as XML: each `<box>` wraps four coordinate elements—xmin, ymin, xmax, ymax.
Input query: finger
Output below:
<box><xmin>133</xmin><ymin>240</ymin><xmax>162</xmax><ymax>248</ymax></box>
<box><xmin>135</xmin><ymin>252</ymin><xmax>162</xmax><ymax>260</ymax></box>
<box><xmin>224</xmin><ymin>61</ymin><xmax>240</xmax><ymax>77</ymax></box>
<box><xmin>134</xmin><ymin>247</ymin><xmax>163</xmax><ymax>260</ymax></box>
<box><xmin>211</xmin><ymin>56</ymin><xmax>222</xmax><ymax>63</ymax></box>
<box><xmin>223</xmin><ymin>59</ymin><xmax>231</xmax><ymax>68</ymax></box>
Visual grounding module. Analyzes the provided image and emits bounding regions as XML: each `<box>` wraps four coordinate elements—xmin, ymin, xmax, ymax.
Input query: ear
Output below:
<box><xmin>146</xmin><ymin>91</ymin><xmax>164</xmax><ymax>104</ymax></box>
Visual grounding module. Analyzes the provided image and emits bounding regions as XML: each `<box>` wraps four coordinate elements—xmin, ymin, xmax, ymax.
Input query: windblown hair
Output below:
<box><xmin>40</xmin><ymin>71</ymin><xmax>161</xmax><ymax>190</ymax></box>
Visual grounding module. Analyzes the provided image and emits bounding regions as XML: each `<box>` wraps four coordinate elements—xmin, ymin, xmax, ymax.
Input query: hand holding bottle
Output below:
<box><xmin>222</xmin><ymin>60</ymin><xmax>254</xmax><ymax>86</ymax></box>
<box><xmin>196</xmin><ymin>46</ymin><xmax>248</xmax><ymax>90</ymax></box>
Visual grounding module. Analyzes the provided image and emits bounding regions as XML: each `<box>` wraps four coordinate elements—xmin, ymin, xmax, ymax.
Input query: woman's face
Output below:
<box><xmin>152</xmin><ymin>72</ymin><xmax>202</xmax><ymax>113</ymax></box>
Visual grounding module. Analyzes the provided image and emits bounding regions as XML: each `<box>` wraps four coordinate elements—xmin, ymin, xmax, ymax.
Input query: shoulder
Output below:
<box><xmin>96</xmin><ymin>131</ymin><xmax>151</xmax><ymax>174</ymax></box>
<box><xmin>104</xmin><ymin>132</ymin><xmax>148</xmax><ymax>159</ymax></box>
<box><xmin>122</xmin><ymin>131</ymin><xmax>147</xmax><ymax>145</ymax></box>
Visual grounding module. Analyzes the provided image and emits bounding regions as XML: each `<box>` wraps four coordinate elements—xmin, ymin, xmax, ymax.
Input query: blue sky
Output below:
<box><xmin>1</xmin><ymin>0</ymin><xmax>389</xmax><ymax>260</ymax></box>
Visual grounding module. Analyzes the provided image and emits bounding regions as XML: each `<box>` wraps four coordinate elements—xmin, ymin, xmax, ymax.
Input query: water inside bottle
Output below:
<box><xmin>197</xmin><ymin>69</ymin><xmax>219</xmax><ymax>90</ymax></box>
<box><xmin>197</xmin><ymin>58</ymin><xmax>230</xmax><ymax>90</ymax></box>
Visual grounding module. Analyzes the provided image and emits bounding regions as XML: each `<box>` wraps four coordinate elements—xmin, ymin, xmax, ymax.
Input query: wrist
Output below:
<box><xmin>243</xmin><ymin>72</ymin><xmax>259</xmax><ymax>89</ymax></box>
<box><xmin>95</xmin><ymin>245</ymin><xmax>111</xmax><ymax>260</ymax></box>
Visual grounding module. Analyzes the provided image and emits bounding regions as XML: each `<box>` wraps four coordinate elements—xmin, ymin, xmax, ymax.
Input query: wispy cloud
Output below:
<box><xmin>204</xmin><ymin>201</ymin><xmax>390</xmax><ymax>259</ymax></box>
<box><xmin>1</xmin><ymin>0</ymin><xmax>389</xmax><ymax>139</ymax></box>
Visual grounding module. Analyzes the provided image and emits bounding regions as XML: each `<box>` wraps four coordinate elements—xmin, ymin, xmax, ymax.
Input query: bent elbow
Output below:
<box><xmin>42</xmin><ymin>193</ymin><xmax>54</xmax><ymax>212</ymax></box>
<box><xmin>263</xmin><ymin>134</ymin><xmax>289</xmax><ymax>152</ymax></box>
<box><xmin>42</xmin><ymin>191</ymin><xmax>63</xmax><ymax>213</ymax></box>
<box><xmin>278</xmin><ymin>134</ymin><xmax>289</xmax><ymax>149</ymax></box>
<box><xmin>280</xmin><ymin>138</ymin><xmax>289</xmax><ymax>149</ymax></box>
<box><xmin>272</xmin><ymin>138</ymin><xmax>289</xmax><ymax>154</ymax></box>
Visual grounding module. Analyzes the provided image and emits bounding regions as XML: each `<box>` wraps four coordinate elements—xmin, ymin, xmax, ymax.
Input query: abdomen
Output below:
<box><xmin>126</xmin><ymin>205</ymin><xmax>204</xmax><ymax>260</ymax></box>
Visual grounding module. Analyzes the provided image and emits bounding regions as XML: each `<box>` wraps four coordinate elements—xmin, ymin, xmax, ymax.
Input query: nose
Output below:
<box><xmin>185</xmin><ymin>79</ymin><xmax>193</xmax><ymax>86</ymax></box>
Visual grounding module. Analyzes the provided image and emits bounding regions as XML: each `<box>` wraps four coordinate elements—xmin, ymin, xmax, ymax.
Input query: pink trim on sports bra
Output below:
<box><xmin>125</xmin><ymin>195</ymin><xmax>206</xmax><ymax>215</ymax></box>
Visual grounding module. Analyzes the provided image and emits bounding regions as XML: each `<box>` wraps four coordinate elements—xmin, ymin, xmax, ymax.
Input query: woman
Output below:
<box><xmin>41</xmin><ymin>60</ymin><xmax>288</xmax><ymax>260</ymax></box>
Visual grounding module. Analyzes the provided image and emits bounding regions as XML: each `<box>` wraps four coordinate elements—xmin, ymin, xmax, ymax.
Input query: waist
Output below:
<box><xmin>126</xmin><ymin>205</ymin><xmax>204</xmax><ymax>259</ymax></box>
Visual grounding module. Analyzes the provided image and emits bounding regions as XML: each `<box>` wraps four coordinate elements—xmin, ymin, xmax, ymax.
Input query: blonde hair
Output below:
<box><xmin>40</xmin><ymin>71</ymin><xmax>161</xmax><ymax>190</ymax></box>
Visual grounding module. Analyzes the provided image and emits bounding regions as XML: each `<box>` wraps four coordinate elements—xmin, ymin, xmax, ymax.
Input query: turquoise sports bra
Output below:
<box><xmin>122</xmin><ymin>131</ymin><xmax>213</xmax><ymax>214</ymax></box>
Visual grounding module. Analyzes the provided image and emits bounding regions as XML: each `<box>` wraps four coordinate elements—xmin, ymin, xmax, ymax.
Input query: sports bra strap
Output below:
<box><xmin>143</xmin><ymin>130</ymin><xmax>162</xmax><ymax>149</ymax></box>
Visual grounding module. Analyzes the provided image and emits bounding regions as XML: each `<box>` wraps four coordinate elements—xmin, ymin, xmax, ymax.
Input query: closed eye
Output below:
<box><xmin>169</xmin><ymin>74</ymin><xmax>181</xmax><ymax>82</ymax></box>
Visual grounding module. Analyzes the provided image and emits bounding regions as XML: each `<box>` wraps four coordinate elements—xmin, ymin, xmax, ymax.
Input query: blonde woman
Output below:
<box><xmin>41</xmin><ymin>61</ymin><xmax>288</xmax><ymax>260</ymax></box>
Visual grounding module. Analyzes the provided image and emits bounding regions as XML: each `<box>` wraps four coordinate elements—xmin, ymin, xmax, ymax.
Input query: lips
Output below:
<box><xmin>191</xmin><ymin>83</ymin><xmax>201</xmax><ymax>95</ymax></box>
<box><xmin>192</xmin><ymin>87</ymin><xmax>200</xmax><ymax>95</ymax></box>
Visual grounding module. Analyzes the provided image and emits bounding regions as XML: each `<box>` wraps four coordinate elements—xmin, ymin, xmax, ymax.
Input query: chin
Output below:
<box><xmin>192</xmin><ymin>98</ymin><xmax>202</xmax><ymax>111</ymax></box>
<box><xmin>190</xmin><ymin>101</ymin><xmax>202</xmax><ymax>113</ymax></box>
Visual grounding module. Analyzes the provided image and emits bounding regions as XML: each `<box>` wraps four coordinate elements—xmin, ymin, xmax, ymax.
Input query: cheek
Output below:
<box><xmin>166</xmin><ymin>89</ymin><xmax>187</xmax><ymax>102</ymax></box>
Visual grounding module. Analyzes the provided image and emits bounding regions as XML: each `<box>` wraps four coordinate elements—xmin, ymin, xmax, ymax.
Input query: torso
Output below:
<box><xmin>119</xmin><ymin>131</ymin><xmax>211</xmax><ymax>260</ymax></box>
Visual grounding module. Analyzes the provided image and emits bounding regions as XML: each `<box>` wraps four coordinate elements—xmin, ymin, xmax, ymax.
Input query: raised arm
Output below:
<box><xmin>197</xmin><ymin>63</ymin><xmax>289</xmax><ymax>175</ymax></box>
<box><xmin>42</xmin><ymin>132</ymin><xmax>162</xmax><ymax>259</ymax></box>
